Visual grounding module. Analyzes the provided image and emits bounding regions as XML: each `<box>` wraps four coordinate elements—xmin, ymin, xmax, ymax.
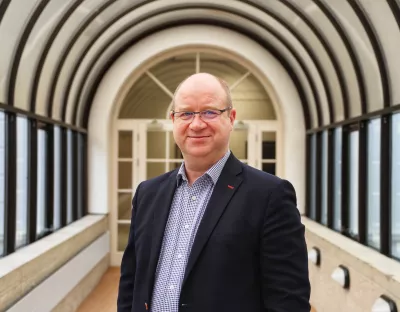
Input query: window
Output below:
<box><xmin>348</xmin><ymin>129</ymin><xmax>359</xmax><ymax>239</ymax></box>
<box><xmin>333</xmin><ymin>127</ymin><xmax>342</xmax><ymax>231</ymax></box>
<box><xmin>16</xmin><ymin>116</ymin><xmax>28</xmax><ymax>248</ymax></box>
<box><xmin>77</xmin><ymin>133</ymin><xmax>85</xmax><ymax>219</ymax></box>
<box><xmin>0</xmin><ymin>112</ymin><xmax>5</xmax><ymax>256</ymax></box>
<box><xmin>321</xmin><ymin>131</ymin><xmax>328</xmax><ymax>225</ymax></box>
<box><xmin>37</xmin><ymin>125</ymin><xmax>47</xmax><ymax>238</ymax></box>
<box><xmin>54</xmin><ymin>126</ymin><xmax>61</xmax><ymax>230</ymax></box>
<box><xmin>391</xmin><ymin>113</ymin><xmax>400</xmax><ymax>259</ymax></box>
<box><xmin>67</xmin><ymin>130</ymin><xmax>73</xmax><ymax>224</ymax></box>
<box><xmin>367</xmin><ymin>118</ymin><xmax>381</xmax><ymax>249</ymax></box>
<box><xmin>0</xmin><ymin>107</ymin><xmax>87</xmax><ymax>257</ymax></box>
<box><xmin>309</xmin><ymin>134</ymin><xmax>317</xmax><ymax>220</ymax></box>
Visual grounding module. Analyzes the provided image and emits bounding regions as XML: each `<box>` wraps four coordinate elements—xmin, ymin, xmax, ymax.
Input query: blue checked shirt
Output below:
<box><xmin>150</xmin><ymin>150</ymin><xmax>231</xmax><ymax>312</ymax></box>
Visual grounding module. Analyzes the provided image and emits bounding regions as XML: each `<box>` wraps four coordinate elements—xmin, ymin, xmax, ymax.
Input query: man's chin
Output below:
<box><xmin>184</xmin><ymin>147</ymin><xmax>212</xmax><ymax>158</ymax></box>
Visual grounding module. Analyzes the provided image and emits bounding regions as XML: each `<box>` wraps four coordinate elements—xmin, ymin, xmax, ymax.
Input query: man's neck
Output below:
<box><xmin>183</xmin><ymin>150</ymin><xmax>227</xmax><ymax>185</ymax></box>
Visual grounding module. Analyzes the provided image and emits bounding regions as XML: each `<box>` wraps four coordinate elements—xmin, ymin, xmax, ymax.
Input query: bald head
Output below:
<box><xmin>172</xmin><ymin>73</ymin><xmax>232</xmax><ymax>110</ymax></box>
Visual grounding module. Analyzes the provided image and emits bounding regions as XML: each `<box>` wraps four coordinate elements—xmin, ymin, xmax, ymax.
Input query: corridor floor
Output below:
<box><xmin>76</xmin><ymin>267</ymin><xmax>316</xmax><ymax>311</ymax></box>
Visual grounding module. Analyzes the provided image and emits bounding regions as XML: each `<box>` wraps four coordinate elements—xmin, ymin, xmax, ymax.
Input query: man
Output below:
<box><xmin>117</xmin><ymin>73</ymin><xmax>310</xmax><ymax>312</ymax></box>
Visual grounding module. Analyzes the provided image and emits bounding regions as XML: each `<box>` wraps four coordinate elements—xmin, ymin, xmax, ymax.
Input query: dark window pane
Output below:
<box><xmin>262</xmin><ymin>163</ymin><xmax>275</xmax><ymax>175</ymax></box>
<box><xmin>367</xmin><ymin>118</ymin><xmax>381</xmax><ymax>249</ymax></box>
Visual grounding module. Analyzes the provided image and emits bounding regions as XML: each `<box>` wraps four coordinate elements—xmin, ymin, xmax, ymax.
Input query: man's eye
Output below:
<box><xmin>177</xmin><ymin>112</ymin><xmax>192</xmax><ymax>117</ymax></box>
<box><xmin>203</xmin><ymin>110</ymin><xmax>217</xmax><ymax>115</ymax></box>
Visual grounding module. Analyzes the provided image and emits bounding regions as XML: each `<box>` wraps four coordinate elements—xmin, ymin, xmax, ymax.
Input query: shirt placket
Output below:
<box><xmin>168</xmin><ymin>183</ymin><xmax>200</xmax><ymax>309</ymax></box>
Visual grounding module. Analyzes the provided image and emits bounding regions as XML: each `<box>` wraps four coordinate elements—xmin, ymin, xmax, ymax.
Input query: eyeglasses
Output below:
<box><xmin>171</xmin><ymin>107</ymin><xmax>232</xmax><ymax>122</ymax></box>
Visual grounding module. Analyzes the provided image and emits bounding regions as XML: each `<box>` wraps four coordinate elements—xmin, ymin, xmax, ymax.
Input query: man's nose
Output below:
<box><xmin>189</xmin><ymin>114</ymin><xmax>206</xmax><ymax>129</ymax></box>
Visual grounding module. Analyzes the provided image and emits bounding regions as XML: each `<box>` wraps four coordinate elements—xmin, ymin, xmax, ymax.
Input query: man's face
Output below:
<box><xmin>171</xmin><ymin>76</ymin><xmax>236</xmax><ymax>160</ymax></box>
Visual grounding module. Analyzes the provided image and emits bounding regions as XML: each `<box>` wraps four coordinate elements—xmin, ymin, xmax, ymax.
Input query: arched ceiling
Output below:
<box><xmin>0</xmin><ymin>0</ymin><xmax>399</xmax><ymax>130</ymax></box>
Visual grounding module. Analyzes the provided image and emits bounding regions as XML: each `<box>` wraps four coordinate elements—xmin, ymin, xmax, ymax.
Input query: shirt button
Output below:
<box><xmin>178</xmin><ymin>254</ymin><xmax>182</xmax><ymax>259</ymax></box>
<box><xmin>184</xmin><ymin>225</ymin><xmax>189</xmax><ymax>229</ymax></box>
<box><xmin>169</xmin><ymin>285</ymin><xmax>175</xmax><ymax>290</ymax></box>
<box><xmin>192</xmin><ymin>196</ymin><xmax>196</xmax><ymax>200</ymax></box>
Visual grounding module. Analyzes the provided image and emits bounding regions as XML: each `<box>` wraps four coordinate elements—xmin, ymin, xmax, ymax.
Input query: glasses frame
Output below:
<box><xmin>171</xmin><ymin>106</ymin><xmax>232</xmax><ymax>122</ymax></box>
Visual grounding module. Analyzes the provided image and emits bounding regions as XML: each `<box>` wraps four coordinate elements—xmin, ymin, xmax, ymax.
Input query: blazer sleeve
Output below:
<box><xmin>117</xmin><ymin>183</ymin><xmax>141</xmax><ymax>312</ymax></box>
<box><xmin>261</xmin><ymin>179</ymin><xmax>311</xmax><ymax>312</ymax></box>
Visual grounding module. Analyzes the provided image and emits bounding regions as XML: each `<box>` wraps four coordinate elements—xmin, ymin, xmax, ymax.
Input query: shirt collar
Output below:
<box><xmin>176</xmin><ymin>150</ymin><xmax>231</xmax><ymax>186</ymax></box>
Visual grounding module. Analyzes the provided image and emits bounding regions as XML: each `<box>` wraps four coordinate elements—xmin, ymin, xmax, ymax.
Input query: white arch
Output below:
<box><xmin>88</xmin><ymin>25</ymin><xmax>306</xmax><ymax>215</ymax></box>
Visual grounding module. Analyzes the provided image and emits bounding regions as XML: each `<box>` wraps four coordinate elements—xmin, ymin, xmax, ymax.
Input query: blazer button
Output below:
<box><xmin>181</xmin><ymin>303</ymin><xmax>190</xmax><ymax>308</ymax></box>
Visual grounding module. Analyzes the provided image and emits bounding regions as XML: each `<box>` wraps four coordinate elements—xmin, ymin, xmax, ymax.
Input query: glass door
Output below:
<box><xmin>251</xmin><ymin>121</ymin><xmax>280</xmax><ymax>176</ymax></box>
<box><xmin>114</xmin><ymin>123</ymin><xmax>137</xmax><ymax>261</ymax></box>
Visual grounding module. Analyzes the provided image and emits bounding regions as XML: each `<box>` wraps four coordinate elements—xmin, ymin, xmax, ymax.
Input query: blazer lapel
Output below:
<box><xmin>146</xmin><ymin>171</ymin><xmax>177</xmax><ymax>300</ymax></box>
<box><xmin>182</xmin><ymin>155</ymin><xmax>243</xmax><ymax>286</ymax></box>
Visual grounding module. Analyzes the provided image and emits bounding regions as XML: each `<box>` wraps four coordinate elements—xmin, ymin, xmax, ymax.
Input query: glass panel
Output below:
<box><xmin>147</xmin><ymin>162</ymin><xmax>166</xmax><ymax>180</ymax></box>
<box><xmin>333</xmin><ymin>127</ymin><xmax>342</xmax><ymax>231</ymax></box>
<box><xmin>53</xmin><ymin>126</ymin><xmax>61</xmax><ymax>230</ymax></box>
<box><xmin>118</xmin><ymin>162</ymin><xmax>132</xmax><ymax>189</ymax></box>
<box><xmin>37</xmin><ymin>127</ymin><xmax>47</xmax><ymax>238</ymax></box>
<box><xmin>169</xmin><ymin>162</ymin><xmax>182</xmax><ymax>171</ymax></box>
<box><xmin>119</xmin><ymin>131</ymin><xmax>132</xmax><ymax>158</ymax></box>
<box><xmin>0</xmin><ymin>112</ymin><xmax>5</xmax><ymax>255</ymax></box>
<box><xmin>230</xmin><ymin>129</ymin><xmax>248</xmax><ymax>160</ymax></box>
<box><xmin>77</xmin><ymin>133</ymin><xmax>85</xmax><ymax>219</ymax></box>
<box><xmin>309</xmin><ymin>134</ymin><xmax>317</xmax><ymax>220</ymax></box>
<box><xmin>169</xmin><ymin>132</ymin><xmax>182</xmax><ymax>160</ymax></box>
<box><xmin>231</xmin><ymin>74</ymin><xmax>276</xmax><ymax>120</ymax></box>
<box><xmin>348</xmin><ymin>130</ymin><xmax>359</xmax><ymax>239</ymax></box>
<box><xmin>321</xmin><ymin>131</ymin><xmax>328</xmax><ymax>225</ymax></box>
<box><xmin>16</xmin><ymin>116</ymin><xmax>28</xmax><ymax>248</ymax></box>
<box><xmin>118</xmin><ymin>74</ymin><xmax>171</xmax><ymax>119</ymax></box>
<box><xmin>391</xmin><ymin>113</ymin><xmax>400</xmax><ymax>259</ymax></box>
<box><xmin>118</xmin><ymin>193</ymin><xmax>132</xmax><ymax>220</ymax></box>
<box><xmin>150</xmin><ymin>53</ymin><xmax>196</xmax><ymax>95</ymax></box>
<box><xmin>262</xmin><ymin>163</ymin><xmax>276</xmax><ymax>175</ymax></box>
<box><xmin>261</xmin><ymin>132</ymin><xmax>276</xmax><ymax>159</ymax></box>
<box><xmin>199</xmin><ymin>52</ymin><xmax>248</xmax><ymax>85</ymax></box>
<box><xmin>148</xmin><ymin>131</ymin><xmax>166</xmax><ymax>159</ymax></box>
<box><xmin>367</xmin><ymin>118</ymin><xmax>381</xmax><ymax>249</ymax></box>
<box><xmin>118</xmin><ymin>224</ymin><xmax>130</xmax><ymax>252</ymax></box>
<box><xmin>67</xmin><ymin>130</ymin><xmax>73</xmax><ymax>224</ymax></box>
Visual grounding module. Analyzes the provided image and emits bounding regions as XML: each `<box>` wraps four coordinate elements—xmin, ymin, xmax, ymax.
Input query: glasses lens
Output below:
<box><xmin>176</xmin><ymin>112</ymin><xmax>193</xmax><ymax>120</ymax></box>
<box><xmin>201</xmin><ymin>110</ymin><xmax>219</xmax><ymax>120</ymax></box>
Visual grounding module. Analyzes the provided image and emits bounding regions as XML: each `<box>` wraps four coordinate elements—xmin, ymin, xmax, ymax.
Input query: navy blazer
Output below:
<box><xmin>117</xmin><ymin>153</ymin><xmax>311</xmax><ymax>312</ymax></box>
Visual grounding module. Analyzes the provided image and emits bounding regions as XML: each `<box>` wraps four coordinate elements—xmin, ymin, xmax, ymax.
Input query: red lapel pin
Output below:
<box><xmin>228</xmin><ymin>185</ymin><xmax>234</xmax><ymax>189</ymax></box>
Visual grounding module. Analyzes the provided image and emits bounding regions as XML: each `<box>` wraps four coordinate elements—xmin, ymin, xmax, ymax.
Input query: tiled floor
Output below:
<box><xmin>76</xmin><ymin>267</ymin><xmax>120</xmax><ymax>312</ymax></box>
<box><xmin>77</xmin><ymin>267</ymin><xmax>316</xmax><ymax>311</ymax></box>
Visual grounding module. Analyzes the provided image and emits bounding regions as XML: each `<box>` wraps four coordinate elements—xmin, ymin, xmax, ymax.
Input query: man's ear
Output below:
<box><xmin>229</xmin><ymin>108</ymin><xmax>237</xmax><ymax>126</ymax></box>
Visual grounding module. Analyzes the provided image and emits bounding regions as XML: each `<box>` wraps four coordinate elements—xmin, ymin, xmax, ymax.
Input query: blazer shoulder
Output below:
<box><xmin>241</xmin><ymin>162</ymin><xmax>286</xmax><ymax>190</ymax></box>
<box><xmin>138</xmin><ymin>168</ymin><xmax>178</xmax><ymax>191</ymax></box>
